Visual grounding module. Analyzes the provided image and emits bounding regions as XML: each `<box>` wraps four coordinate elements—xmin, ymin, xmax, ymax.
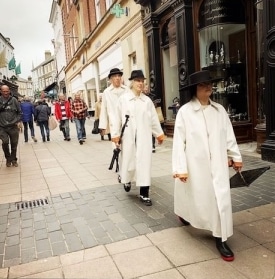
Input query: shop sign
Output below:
<box><xmin>199</xmin><ymin>0</ymin><xmax>245</xmax><ymax>29</ymax></box>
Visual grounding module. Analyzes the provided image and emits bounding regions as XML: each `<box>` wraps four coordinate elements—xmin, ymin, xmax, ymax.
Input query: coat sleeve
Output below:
<box><xmin>172</xmin><ymin>107</ymin><xmax>188</xmax><ymax>176</ymax></box>
<box><xmin>150</xmin><ymin>101</ymin><xmax>164</xmax><ymax>138</ymax></box>
<box><xmin>226</xmin><ymin>113</ymin><xmax>242</xmax><ymax>163</ymax></box>
<box><xmin>99</xmin><ymin>93</ymin><xmax>108</xmax><ymax>129</ymax></box>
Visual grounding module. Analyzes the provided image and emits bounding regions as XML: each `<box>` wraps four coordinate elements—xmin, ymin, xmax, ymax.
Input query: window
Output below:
<box><xmin>105</xmin><ymin>0</ymin><xmax>113</xmax><ymax>10</ymax></box>
<box><xmin>95</xmin><ymin>0</ymin><xmax>101</xmax><ymax>23</ymax></box>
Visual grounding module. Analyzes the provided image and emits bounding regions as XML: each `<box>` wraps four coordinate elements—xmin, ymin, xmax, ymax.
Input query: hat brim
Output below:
<box><xmin>128</xmin><ymin>77</ymin><xmax>146</xmax><ymax>80</ymax></box>
<box><xmin>108</xmin><ymin>72</ymin><xmax>123</xmax><ymax>79</ymax></box>
<box><xmin>183</xmin><ymin>77</ymin><xmax>222</xmax><ymax>89</ymax></box>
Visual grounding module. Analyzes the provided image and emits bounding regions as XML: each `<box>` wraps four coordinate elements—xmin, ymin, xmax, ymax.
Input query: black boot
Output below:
<box><xmin>215</xmin><ymin>237</ymin><xmax>234</xmax><ymax>261</ymax></box>
<box><xmin>108</xmin><ymin>134</ymin><xmax>111</xmax><ymax>141</ymax></box>
<box><xmin>139</xmin><ymin>186</ymin><xmax>152</xmax><ymax>206</ymax></box>
<box><xmin>42</xmin><ymin>136</ymin><xmax>46</xmax><ymax>142</ymax></box>
<box><xmin>101</xmin><ymin>135</ymin><xmax>104</xmax><ymax>140</ymax></box>
<box><xmin>178</xmin><ymin>216</ymin><xmax>190</xmax><ymax>226</ymax></box>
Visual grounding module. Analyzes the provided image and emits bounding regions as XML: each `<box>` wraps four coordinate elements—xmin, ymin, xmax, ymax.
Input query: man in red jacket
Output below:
<box><xmin>54</xmin><ymin>94</ymin><xmax>73</xmax><ymax>141</ymax></box>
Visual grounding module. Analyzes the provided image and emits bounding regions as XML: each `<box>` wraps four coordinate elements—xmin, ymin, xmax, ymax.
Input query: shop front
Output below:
<box><xmin>136</xmin><ymin>0</ymin><xmax>261</xmax><ymax>143</ymax></box>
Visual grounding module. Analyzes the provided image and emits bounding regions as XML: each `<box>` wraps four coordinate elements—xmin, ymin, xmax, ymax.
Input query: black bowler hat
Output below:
<box><xmin>108</xmin><ymin>68</ymin><xmax>123</xmax><ymax>79</ymax></box>
<box><xmin>128</xmin><ymin>70</ymin><xmax>146</xmax><ymax>80</ymax></box>
<box><xmin>183</xmin><ymin>70</ymin><xmax>222</xmax><ymax>89</ymax></box>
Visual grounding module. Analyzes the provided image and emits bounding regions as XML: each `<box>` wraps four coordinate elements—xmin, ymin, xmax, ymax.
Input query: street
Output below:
<box><xmin>0</xmin><ymin>119</ymin><xmax>274</xmax><ymax>278</ymax></box>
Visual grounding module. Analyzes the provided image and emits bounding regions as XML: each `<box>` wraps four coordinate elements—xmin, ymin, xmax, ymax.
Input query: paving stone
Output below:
<box><xmin>44</xmin><ymin>207</ymin><xmax>55</xmax><ymax>216</ymax></box>
<box><xmin>55</xmin><ymin>208</ymin><xmax>69</xmax><ymax>217</ymax></box>
<box><xmin>34</xmin><ymin>220</ymin><xmax>46</xmax><ymax>230</ymax></box>
<box><xmin>21</xmin><ymin>211</ymin><xmax>33</xmax><ymax>220</ymax></box>
<box><xmin>4</xmin><ymin>245</ymin><xmax>20</xmax><ymax>260</ymax></box>
<box><xmin>49</xmin><ymin>231</ymin><xmax>64</xmax><ymax>243</ymax></box>
<box><xmin>21</xmin><ymin>219</ymin><xmax>33</xmax><ymax>229</ymax></box>
<box><xmin>21</xmin><ymin>237</ymin><xmax>35</xmax><ymax>249</ymax></box>
<box><xmin>21</xmin><ymin>247</ymin><xmax>36</xmax><ymax>264</ymax></box>
<box><xmin>3</xmin><ymin>258</ymin><xmax>20</xmax><ymax>268</ymax></box>
<box><xmin>47</xmin><ymin>221</ymin><xmax>61</xmax><ymax>232</ymax></box>
<box><xmin>65</xmin><ymin>203</ymin><xmax>77</xmax><ymax>211</ymax></box>
<box><xmin>133</xmin><ymin>223</ymin><xmax>152</xmax><ymax>234</ymax></box>
<box><xmin>35</xmin><ymin>229</ymin><xmax>48</xmax><ymax>241</ymax></box>
<box><xmin>0</xmin><ymin>224</ymin><xmax>7</xmax><ymax>233</ymax></box>
<box><xmin>0</xmin><ymin>216</ymin><xmax>8</xmax><ymax>225</ymax></box>
<box><xmin>37</xmin><ymin>250</ymin><xmax>53</xmax><ymax>260</ymax></box>
<box><xmin>33</xmin><ymin>212</ymin><xmax>45</xmax><ymax>222</ymax></box>
<box><xmin>71</xmin><ymin>192</ymin><xmax>82</xmax><ymax>200</ymax></box>
<box><xmin>64</xmin><ymin>233</ymin><xmax>83</xmax><ymax>252</ymax></box>
<box><xmin>76</xmin><ymin>226</ymin><xmax>97</xmax><ymax>248</ymax></box>
<box><xmin>6</xmin><ymin>235</ymin><xmax>20</xmax><ymax>246</ymax></box>
<box><xmin>7</xmin><ymin>225</ymin><xmax>20</xmax><ymax>237</ymax></box>
<box><xmin>36</xmin><ymin>239</ymin><xmax>51</xmax><ymax>253</ymax></box>
<box><xmin>51</xmin><ymin>196</ymin><xmax>63</xmax><ymax>203</ymax></box>
<box><xmin>52</xmin><ymin>241</ymin><xmax>68</xmax><ymax>256</ymax></box>
<box><xmin>58</xmin><ymin>215</ymin><xmax>72</xmax><ymax>224</ymax></box>
<box><xmin>21</xmin><ymin>227</ymin><xmax>34</xmax><ymax>238</ymax></box>
<box><xmin>61</xmin><ymin>223</ymin><xmax>77</xmax><ymax>234</ymax></box>
<box><xmin>0</xmin><ymin>232</ymin><xmax>6</xmax><ymax>242</ymax></box>
<box><xmin>7</xmin><ymin>211</ymin><xmax>20</xmax><ymax>219</ymax></box>
<box><xmin>60</xmin><ymin>193</ymin><xmax>71</xmax><ymax>199</ymax></box>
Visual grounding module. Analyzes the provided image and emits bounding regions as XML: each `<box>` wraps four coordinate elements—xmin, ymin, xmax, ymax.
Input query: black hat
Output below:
<box><xmin>183</xmin><ymin>70</ymin><xmax>222</xmax><ymax>89</ymax></box>
<box><xmin>128</xmin><ymin>70</ymin><xmax>146</xmax><ymax>80</ymax></box>
<box><xmin>108</xmin><ymin>68</ymin><xmax>123</xmax><ymax>79</ymax></box>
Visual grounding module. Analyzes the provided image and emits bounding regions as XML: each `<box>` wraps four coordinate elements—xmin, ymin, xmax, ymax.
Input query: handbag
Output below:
<box><xmin>48</xmin><ymin>116</ymin><xmax>58</xmax><ymax>130</ymax></box>
<box><xmin>92</xmin><ymin>119</ymin><xmax>100</xmax><ymax>134</ymax></box>
<box><xmin>156</xmin><ymin>107</ymin><xmax>164</xmax><ymax>123</ymax></box>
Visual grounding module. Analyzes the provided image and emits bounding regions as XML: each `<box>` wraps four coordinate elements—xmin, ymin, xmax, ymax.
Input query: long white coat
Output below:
<box><xmin>172</xmin><ymin>98</ymin><xmax>242</xmax><ymax>241</ymax></box>
<box><xmin>112</xmin><ymin>91</ymin><xmax>164</xmax><ymax>187</ymax></box>
<box><xmin>99</xmin><ymin>84</ymin><xmax>128</xmax><ymax>131</ymax></box>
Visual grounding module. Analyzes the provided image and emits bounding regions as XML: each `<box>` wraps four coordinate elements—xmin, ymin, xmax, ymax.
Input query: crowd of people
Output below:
<box><xmin>0</xmin><ymin>68</ymin><xmax>243</xmax><ymax>262</ymax></box>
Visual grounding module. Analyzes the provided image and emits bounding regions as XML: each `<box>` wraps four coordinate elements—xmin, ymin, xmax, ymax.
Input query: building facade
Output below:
<box><xmin>133</xmin><ymin>0</ymin><xmax>275</xmax><ymax>162</ymax></box>
<box><xmin>32</xmin><ymin>51</ymin><xmax>57</xmax><ymax>99</ymax></box>
<box><xmin>53</xmin><ymin>0</ymin><xmax>148</xmax><ymax>114</ymax></box>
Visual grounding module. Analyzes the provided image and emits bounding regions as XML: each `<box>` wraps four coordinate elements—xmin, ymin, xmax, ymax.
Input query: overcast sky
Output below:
<box><xmin>1</xmin><ymin>0</ymin><xmax>54</xmax><ymax>79</ymax></box>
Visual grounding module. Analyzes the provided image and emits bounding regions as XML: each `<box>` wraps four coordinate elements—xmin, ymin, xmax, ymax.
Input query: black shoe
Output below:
<box><xmin>42</xmin><ymin>137</ymin><xmax>46</xmax><ymax>142</ymax></box>
<box><xmin>139</xmin><ymin>195</ymin><xmax>152</xmax><ymax>206</ymax></box>
<box><xmin>67</xmin><ymin>138</ymin><xmax>71</xmax><ymax>141</ymax></box>
<box><xmin>6</xmin><ymin>161</ymin><xmax>12</xmax><ymax>167</ymax></box>
<box><xmin>123</xmin><ymin>182</ymin><xmax>131</xmax><ymax>192</ymax></box>
<box><xmin>101</xmin><ymin>136</ymin><xmax>104</xmax><ymax>140</ymax></box>
<box><xmin>118</xmin><ymin>175</ymin><xmax>121</xmax><ymax>183</ymax></box>
<box><xmin>79</xmin><ymin>140</ymin><xmax>84</xmax><ymax>145</ymax></box>
<box><xmin>47</xmin><ymin>137</ymin><xmax>50</xmax><ymax>141</ymax></box>
<box><xmin>178</xmin><ymin>216</ymin><xmax>190</xmax><ymax>226</ymax></box>
<box><xmin>215</xmin><ymin>237</ymin><xmax>234</xmax><ymax>261</ymax></box>
<box><xmin>12</xmin><ymin>161</ymin><xmax>18</xmax><ymax>167</ymax></box>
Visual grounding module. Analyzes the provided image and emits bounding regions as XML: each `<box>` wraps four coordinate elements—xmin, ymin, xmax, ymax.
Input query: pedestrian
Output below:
<box><xmin>112</xmin><ymin>70</ymin><xmax>164</xmax><ymax>206</ymax></box>
<box><xmin>71</xmin><ymin>92</ymin><xmax>88</xmax><ymax>145</ymax></box>
<box><xmin>0</xmin><ymin>85</ymin><xmax>22</xmax><ymax>167</ymax></box>
<box><xmin>95</xmin><ymin>93</ymin><xmax>111</xmax><ymax>140</ymax></box>
<box><xmin>172</xmin><ymin>70</ymin><xmax>243</xmax><ymax>261</ymax></box>
<box><xmin>99</xmin><ymin>68</ymin><xmax>128</xmax><ymax>142</ymax></box>
<box><xmin>55</xmin><ymin>94</ymin><xmax>73</xmax><ymax>141</ymax></box>
<box><xmin>20</xmin><ymin>96</ymin><xmax>37</xmax><ymax>143</ymax></box>
<box><xmin>34</xmin><ymin>100</ymin><xmax>51</xmax><ymax>142</ymax></box>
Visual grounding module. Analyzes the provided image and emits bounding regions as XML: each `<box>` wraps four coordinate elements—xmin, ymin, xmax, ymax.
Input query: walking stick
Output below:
<box><xmin>109</xmin><ymin>115</ymin><xmax>130</xmax><ymax>171</ymax></box>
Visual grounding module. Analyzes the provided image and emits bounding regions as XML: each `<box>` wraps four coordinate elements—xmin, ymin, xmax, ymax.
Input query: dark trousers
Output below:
<box><xmin>38</xmin><ymin>121</ymin><xmax>50</xmax><ymax>141</ymax></box>
<box><xmin>0</xmin><ymin>125</ymin><xmax>19</xmax><ymax>163</ymax></box>
<box><xmin>23</xmin><ymin>120</ymin><xmax>35</xmax><ymax>142</ymax></box>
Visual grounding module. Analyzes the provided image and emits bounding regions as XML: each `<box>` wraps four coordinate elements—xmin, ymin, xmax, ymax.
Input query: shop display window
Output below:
<box><xmin>198</xmin><ymin>0</ymin><xmax>248</xmax><ymax>123</ymax></box>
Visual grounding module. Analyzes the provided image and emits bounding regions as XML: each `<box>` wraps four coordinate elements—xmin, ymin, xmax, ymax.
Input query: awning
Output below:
<box><xmin>44</xmin><ymin>82</ymin><xmax>57</xmax><ymax>92</ymax></box>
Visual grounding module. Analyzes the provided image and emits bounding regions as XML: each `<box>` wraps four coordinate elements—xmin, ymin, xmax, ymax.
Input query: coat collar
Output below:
<box><xmin>190</xmin><ymin>97</ymin><xmax>219</xmax><ymax>111</ymax></box>
<box><xmin>128</xmin><ymin>90</ymin><xmax>146</xmax><ymax>102</ymax></box>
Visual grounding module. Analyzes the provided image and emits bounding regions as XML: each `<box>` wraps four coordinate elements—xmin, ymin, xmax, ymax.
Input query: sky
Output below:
<box><xmin>1</xmin><ymin>0</ymin><xmax>54</xmax><ymax>79</ymax></box>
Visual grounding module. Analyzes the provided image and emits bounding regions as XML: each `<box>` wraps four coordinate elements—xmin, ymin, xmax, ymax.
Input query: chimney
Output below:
<box><xmin>45</xmin><ymin>50</ymin><xmax>52</xmax><ymax>60</ymax></box>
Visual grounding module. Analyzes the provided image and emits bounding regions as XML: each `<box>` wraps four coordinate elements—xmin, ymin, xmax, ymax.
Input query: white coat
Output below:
<box><xmin>112</xmin><ymin>91</ymin><xmax>164</xmax><ymax>187</ymax></box>
<box><xmin>99</xmin><ymin>84</ymin><xmax>128</xmax><ymax>132</ymax></box>
<box><xmin>172</xmin><ymin>97</ymin><xmax>242</xmax><ymax>241</ymax></box>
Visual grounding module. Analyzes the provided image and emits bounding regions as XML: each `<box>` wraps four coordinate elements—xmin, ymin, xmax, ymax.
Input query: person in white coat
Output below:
<box><xmin>172</xmin><ymin>70</ymin><xmax>243</xmax><ymax>262</ymax></box>
<box><xmin>112</xmin><ymin>70</ymin><xmax>165</xmax><ymax>206</ymax></box>
<box><xmin>99</xmin><ymin>68</ymin><xmax>128</xmax><ymax>140</ymax></box>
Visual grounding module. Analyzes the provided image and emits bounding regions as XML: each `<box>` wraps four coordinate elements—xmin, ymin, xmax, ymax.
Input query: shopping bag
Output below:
<box><xmin>48</xmin><ymin>116</ymin><xmax>58</xmax><ymax>130</ymax></box>
<box><xmin>92</xmin><ymin>119</ymin><xmax>100</xmax><ymax>134</ymax></box>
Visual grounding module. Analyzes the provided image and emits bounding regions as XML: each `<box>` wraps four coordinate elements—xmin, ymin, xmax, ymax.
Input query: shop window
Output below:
<box><xmin>198</xmin><ymin>0</ymin><xmax>248</xmax><ymax>122</ymax></box>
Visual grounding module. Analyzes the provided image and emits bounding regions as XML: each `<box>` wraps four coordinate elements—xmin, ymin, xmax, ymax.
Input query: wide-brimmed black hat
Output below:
<box><xmin>108</xmin><ymin>68</ymin><xmax>123</xmax><ymax>79</ymax></box>
<box><xmin>183</xmin><ymin>70</ymin><xmax>222</xmax><ymax>89</ymax></box>
<box><xmin>128</xmin><ymin>70</ymin><xmax>146</xmax><ymax>80</ymax></box>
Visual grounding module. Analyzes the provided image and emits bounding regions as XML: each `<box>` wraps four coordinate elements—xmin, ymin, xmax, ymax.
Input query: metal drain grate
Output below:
<box><xmin>16</xmin><ymin>198</ymin><xmax>49</xmax><ymax>210</ymax></box>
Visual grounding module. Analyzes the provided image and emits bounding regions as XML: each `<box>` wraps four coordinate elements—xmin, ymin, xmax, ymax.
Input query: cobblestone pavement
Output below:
<box><xmin>0</xmin><ymin>125</ymin><xmax>274</xmax><ymax>269</ymax></box>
